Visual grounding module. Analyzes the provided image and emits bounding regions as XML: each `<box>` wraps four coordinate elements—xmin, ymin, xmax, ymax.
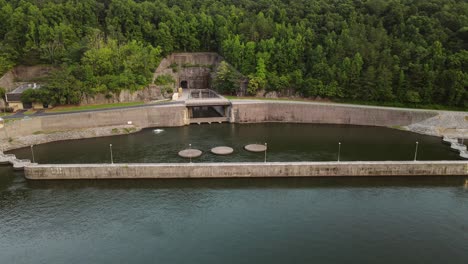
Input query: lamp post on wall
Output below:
<box><xmin>2</xmin><ymin>100</ymin><xmax>7</xmax><ymax>139</ymax></box>
<box><xmin>110</xmin><ymin>144</ymin><xmax>114</xmax><ymax>164</ymax></box>
<box><xmin>413</xmin><ymin>141</ymin><xmax>419</xmax><ymax>161</ymax></box>
<box><xmin>337</xmin><ymin>142</ymin><xmax>341</xmax><ymax>162</ymax></box>
<box><xmin>189</xmin><ymin>143</ymin><xmax>192</xmax><ymax>163</ymax></box>
<box><xmin>30</xmin><ymin>145</ymin><xmax>35</xmax><ymax>163</ymax></box>
<box><xmin>264</xmin><ymin>143</ymin><xmax>267</xmax><ymax>163</ymax></box>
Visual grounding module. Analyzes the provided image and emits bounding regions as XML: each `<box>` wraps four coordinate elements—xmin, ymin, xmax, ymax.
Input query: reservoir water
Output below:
<box><xmin>1</xmin><ymin>124</ymin><xmax>467</xmax><ymax>263</ymax></box>
<box><xmin>7</xmin><ymin>123</ymin><xmax>462</xmax><ymax>163</ymax></box>
<box><xmin>1</xmin><ymin>168</ymin><xmax>467</xmax><ymax>263</ymax></box>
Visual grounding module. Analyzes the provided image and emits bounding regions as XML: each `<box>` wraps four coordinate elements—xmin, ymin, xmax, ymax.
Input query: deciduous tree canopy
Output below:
<box><xmin>0</xmin><ymin>0</ymin><xmax>466</xmax><ymax>107</ymax></box>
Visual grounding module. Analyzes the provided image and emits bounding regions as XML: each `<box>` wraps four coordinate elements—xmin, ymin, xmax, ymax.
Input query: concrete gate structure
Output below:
<box><xmin>153</xmin><ymin>53</ymin><xmax>242</xmax><ymax>124</ymax></box>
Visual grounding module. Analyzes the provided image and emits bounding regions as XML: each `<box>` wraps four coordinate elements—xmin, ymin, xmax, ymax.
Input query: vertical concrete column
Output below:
<box><xmin>184</xmin><ymin>108</ymin><xmax>190</xmax><ymax>125</ymax></box>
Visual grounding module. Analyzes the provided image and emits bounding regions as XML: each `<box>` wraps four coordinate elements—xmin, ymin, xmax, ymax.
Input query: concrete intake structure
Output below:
<box><xmin>24</xmin><ymin>161</ymin><xmax>468</xmax><ymax>180</ymax></box>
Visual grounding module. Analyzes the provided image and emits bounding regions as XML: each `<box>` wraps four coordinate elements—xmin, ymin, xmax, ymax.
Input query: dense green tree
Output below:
<box><xmin>0</xmin><ymin>0</ymin><xmax>465</xmax><ymax>107</ymax></box>
<box><xmin>213</xmin><ymin>61</ymin><xmax>241</xmax><ymax>95</ymax></box>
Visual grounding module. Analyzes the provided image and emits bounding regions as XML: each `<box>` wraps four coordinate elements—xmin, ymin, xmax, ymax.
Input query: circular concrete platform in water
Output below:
<box><xmin>211</xmin><ymin>146</ymin><xmax>234</xmax><ymax>155</ymax></box>
<box><xmin>178</xmin><ymin>149</ymin><xmax>203</xmax><ymax>158</ymax></box>
<box><xmin>244</xmin><ymin>144</ymin><xmax>267</xmax><ymax>153</ymax></box>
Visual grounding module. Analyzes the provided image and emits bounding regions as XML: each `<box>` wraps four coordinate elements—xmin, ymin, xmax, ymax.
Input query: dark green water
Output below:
<box><xmin>1</xmin><ymin>124</ymin><xmax>468</xmax><ymax>263</ymax></box>
<box><xmin>0</xmin><ymin>167</ymin><xmax>467</xmax><ymax>263</ymax></box>
<box><xmin>7</xmin><ymin>123</ymin><xmax>462</xmax><ymax>163</ymax></box>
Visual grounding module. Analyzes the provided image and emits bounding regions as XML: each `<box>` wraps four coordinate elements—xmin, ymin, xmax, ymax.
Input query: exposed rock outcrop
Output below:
<box><xmin>405</xmin><ymin>111</ymin><xmax>468</xmax><ymax>137</ymax></box>
<box><xmin>81</xmin><ymin>84</ymin><xmax>166</xmax><ymax>105</ymax></box>
<box><xmin>0</xmin><ymin>65</ymin><xmax>56</xmax><ymax>91</ymax></box>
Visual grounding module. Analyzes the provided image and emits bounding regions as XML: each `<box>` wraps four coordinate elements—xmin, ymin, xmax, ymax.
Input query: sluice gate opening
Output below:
<box><xmin>185</xmin><ymin>89</ymin><xmax>231</xmax><ymax>124</ymax></box>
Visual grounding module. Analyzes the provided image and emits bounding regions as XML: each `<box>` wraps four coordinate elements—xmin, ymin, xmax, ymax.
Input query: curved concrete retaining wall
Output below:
<box><xmin>1</xmin><ymin>100</ymin><xmax>459</xmax><ymax>152</ymax></box>
<box><xmin>230</xmin><ymin>101</ymin><xmax>437</xmax><ymax>127</ymax></box>
<box><xmin>25</xmin><ymin>161</ymin><xmax>468</xmax><ymax>180</ymax></box>
<box><xmin>1</xmin><ymin>101</ymin><xmax>440</xmax><ymax>141</ymax></box>
<box><xmin>0</xmin><ymin>104</ymin><xmax>187</xmax><ymax>140</ymax></box>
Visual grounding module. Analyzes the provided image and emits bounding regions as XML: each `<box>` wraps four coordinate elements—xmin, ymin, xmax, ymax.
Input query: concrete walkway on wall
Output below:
<box><xmin>24</xmin><ymin>161</ymin><xmax>468</xmax><ymax>180</ymax></box>
<box><xmin>0</xmin><ymin>151</ymin><xmax>35</xmax><ymax>170</ymax></box>
<box><xmin>177</xmin><ymin>89</ymin><xmax>231</xmax><ymax>106</ymax></box>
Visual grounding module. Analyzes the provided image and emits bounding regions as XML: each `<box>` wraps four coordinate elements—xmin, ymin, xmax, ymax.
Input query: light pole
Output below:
<box><xmin>30</xmin><ymin>145</ymin><xmax>35</xmax><ymax>163</ymax></box>
<box><xmin>110</xmin><ymin>144</ymin><xmax>114</xmax><ymax>164</ymax></box>
<box><xmin>413</xmin><ymin>141</ymin><xmax>419</xmax><ymax>161</ymax></box>
<box><xmin>338</xmin><ymin>142</ymin><xmax>341</xmax><ymax>162</ymax></box>
<box><xmin>189</xmin><ymin>143</ymin><xmax>192</xmax><ymax>163</ymax></box>
<box><xmin>264</xmin><ymin>143</ymin><xmax>267</xmax><ymax>163</ymax></box>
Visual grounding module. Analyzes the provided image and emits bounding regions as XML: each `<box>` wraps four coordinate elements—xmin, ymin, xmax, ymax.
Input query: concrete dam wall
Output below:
<box><xmin>230</xmin><ymin>101</ymin><xmax>437</xmax><ymax>127</ymax></box>
<box><xmin>24</xmin><ymin>161</ymin><xmax>468</xmax><ymax>180</ymax></box>
<box><xmin>0</xmin><ymin>104</ymin><xmax>187</xmax><ymax>142</ymax></box>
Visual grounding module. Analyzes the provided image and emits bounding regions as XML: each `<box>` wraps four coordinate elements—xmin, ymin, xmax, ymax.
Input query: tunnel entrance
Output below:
<box><xmin>180</xmin><ymin>80</ymin><xmax>188</xmax><ymax>89</ymax></box>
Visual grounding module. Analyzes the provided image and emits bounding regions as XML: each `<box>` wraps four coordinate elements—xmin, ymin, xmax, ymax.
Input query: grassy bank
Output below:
<box><xmin>46</xmin><ymin>102</ymin><xmax>146</xmax><ymax>113</ymax></box>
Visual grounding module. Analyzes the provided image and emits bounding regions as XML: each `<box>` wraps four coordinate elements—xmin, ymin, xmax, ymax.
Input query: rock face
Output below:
<box><xmin>264</xmin><ymin>91</ymin><xmax>278</xmax><ymax>98</ymax></box>
<box><xmin>81</xmin><ymin>84</ymin><xmax>165</xmax><ymax>105</ymax></box>
<box><xmin>153</xmin><ymin>52</ymin><xmax>223</xmax><ymax>92</ymax></box>
<box><xmin>0</xmin><ymin>65</ymin><xmax>56</xmax><ymax>91</ymax></box>
<box><xmin>0</xmin><ymin>71</ymin><xmax>15</xmax><ymax>91</ymax></box>
<box><xmin>405</xmin><ymin>111</ymin><xmax>468</xmax><ymax>137</ymax></box>
<box><xmin>84</xmin><ymin>53</ymin><xmax>230</xmax><ymax>106</ymax></box>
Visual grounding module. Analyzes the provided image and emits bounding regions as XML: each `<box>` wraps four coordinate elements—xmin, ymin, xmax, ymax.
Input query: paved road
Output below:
<box><xmin>3</xmin><ymin>101</ymin><xmax>183</xmax><ymax>119</ymax></box>
<box><xmin>5</xmin><ymin>109</ymin><xmax>27</xmax><ymax>119</ymax></box>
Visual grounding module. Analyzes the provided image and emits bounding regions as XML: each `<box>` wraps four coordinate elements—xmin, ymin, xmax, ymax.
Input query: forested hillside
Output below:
<box><xmin>0</xmin><ymin>0</ymin><xmax>467</xmax><ymax>107</ymax></box>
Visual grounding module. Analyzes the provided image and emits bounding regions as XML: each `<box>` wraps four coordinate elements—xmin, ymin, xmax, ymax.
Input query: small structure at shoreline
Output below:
<box><xmin>0</xmin><ymin>151</ymin><xmax>34</xmax><ymax>170</ymax></box>
<box><xmin>6</xmin><ymin>83</ymin><xmax>47</xmax><ymax>111</ymax></box>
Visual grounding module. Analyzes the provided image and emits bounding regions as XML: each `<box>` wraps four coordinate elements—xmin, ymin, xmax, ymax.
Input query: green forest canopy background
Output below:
<box><xmin>0</xmin><ymin>0</ymin><xmax>466</xmax><ymax>107</ymax></box>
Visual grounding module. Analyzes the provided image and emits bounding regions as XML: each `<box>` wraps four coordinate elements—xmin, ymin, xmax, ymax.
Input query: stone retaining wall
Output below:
<box><xmin>24</xmin><ymin>161</ymin><xmax>468</xmax><ymax>180</ymax></box>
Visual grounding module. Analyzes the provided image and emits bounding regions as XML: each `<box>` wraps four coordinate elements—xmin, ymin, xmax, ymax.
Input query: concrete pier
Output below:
<box><xmin>24</xmin><ymin>161</ymin><xmax>468</xmax><ymax>180</ymax></box>
<box><xmin>0</xmin><ymin>151</ymin><xmax>35</xmax><ymax>170</ymax></box>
